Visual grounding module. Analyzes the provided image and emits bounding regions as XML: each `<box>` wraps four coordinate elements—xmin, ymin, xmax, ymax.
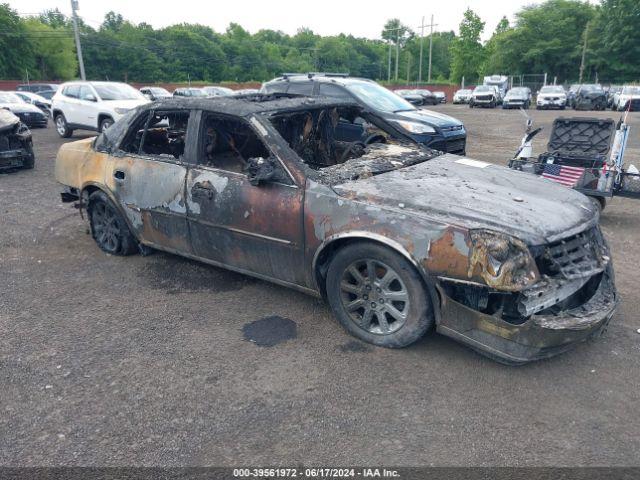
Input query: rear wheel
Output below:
<box><xmin>88</xmin><ymin>191</ymin><xmax>138</xmax><ymax>256</ymax></box>
<box><xmin>54</xmin><ymin>113</ymin><xmax>73</xmax><ymax>138</ymax></box>
<box><xmin>326</xmin><ymin>242</ymin><xmax>433</xmax><ymax>348</ymax></box>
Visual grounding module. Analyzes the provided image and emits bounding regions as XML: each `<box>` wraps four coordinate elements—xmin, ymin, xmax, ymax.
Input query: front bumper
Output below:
<box><xmin>503</xmin><ymin>100</ymin><xmax>526</xmax><ymax>108</ymax></box>
<box><xmin>14</xmin><ymin>111</ymin><xmax>48</xmax><ymax>127</ymax></box>
<box><xmin>0</xmin><ymin>148</ymin><xmax>32</xmax><ymax>170</ymax></box>
<box><xmin>537</xmin><ymin>98</ymin><xmax>566</xmax><ymax>109</ymax></box>
<box><xmin>411</xmin><ymin>130</ymin><xmax>466</xmax><ymax>155</ymax></box>
<box><xmin>436</xmin><ymin>267</ymin><xmax>618</xmax><ymax>365</ymax></box>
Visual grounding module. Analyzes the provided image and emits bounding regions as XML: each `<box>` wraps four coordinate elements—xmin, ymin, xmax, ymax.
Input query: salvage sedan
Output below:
<box><xmin>55</xmin><ymin>95</ymin><xmax>617</xmax><ymax>364</ymax></box>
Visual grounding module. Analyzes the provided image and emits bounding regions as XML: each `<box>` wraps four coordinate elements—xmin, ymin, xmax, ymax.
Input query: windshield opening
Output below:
<box><xmin>93</xmin><ymin>83</ymin><xmax>145</xmax><ymax>101</ymax></box>
<box><xmin>267</xmin><ymin>105</ymin><xmax>437</xmax><ymax>184</ymax></box>
<box><xmin>348</xmin><ymin>82</ymin><xmax>416</xmax><ymax>113</ymax></box>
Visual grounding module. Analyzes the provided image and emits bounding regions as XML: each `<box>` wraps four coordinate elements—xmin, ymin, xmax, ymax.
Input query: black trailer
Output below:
<box><xmin>509</xmin><ymin>116</ymin><xmax>640</xmax><ymax>210</ymax></box>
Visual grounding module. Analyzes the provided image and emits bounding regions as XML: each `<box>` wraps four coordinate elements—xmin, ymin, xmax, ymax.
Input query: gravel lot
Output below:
<box><xmin>1</xmin><ymin>104</ymin><xmax>639</xmax><ymax>467</ymax></box>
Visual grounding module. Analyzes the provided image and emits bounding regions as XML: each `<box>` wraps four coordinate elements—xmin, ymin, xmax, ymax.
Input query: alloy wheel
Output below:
<box><xmin>339</xmin><ymin>259</ymin><xmax>410</xmax><ymax>335</ymax></box>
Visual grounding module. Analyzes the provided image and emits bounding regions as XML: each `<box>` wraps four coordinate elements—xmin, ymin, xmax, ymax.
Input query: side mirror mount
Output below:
<box><xmin>84</xmin><ymin>94</ymin><xmax>97</xmax><ymax>102</ymax></box>
<box><xmin>246</xmin><ymin>156</ymin><xmax>277</xmax><ymax>186</ymax></box>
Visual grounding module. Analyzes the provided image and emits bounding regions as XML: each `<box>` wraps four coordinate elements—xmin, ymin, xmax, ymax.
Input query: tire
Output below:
<box><xmin>87</xmin><ymin>190</ymin><xmax>138</xmax><ymax>256</ymax></box>
<box><xmin>326</xmin><ymin>242</ymin><xmax>434</xmax><ymax>348</ymax></box>
<box><xmin>99</xmin><ymin>117</ymin><xmax>114</xmax><ymax>133</ymax></box>
<box><xmin>54</xmin><ymin>113</ymin><xmax>73</xmax><ymax>138</ymax></box>
<box><xmin>588</xmin><ymin>196</ymin><xmax>606</xmax><ymax>213</ymax></box>
<box><xmin>469</xmin><ymin>102</ymin><xmax>474</xmax><ymax>108</ymax></box>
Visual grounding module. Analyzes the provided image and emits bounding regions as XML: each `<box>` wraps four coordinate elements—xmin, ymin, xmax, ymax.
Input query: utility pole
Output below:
<box><xmin>406</xmin><ymin>53</ymin><xmax>411</xmax><ymax>85</ymax></box>
<box><xmin>70</xmin><ymin>0</ymin><xmax>86</xmax><ymax>80</ymax></box>
<box><xmin>578</xmin><ymin>22</ymin><xmax>590</xmax><ymax>84</ymax></box>
<box><xmin>384</xmin><ymin>27</ymin><xmax>403</xmax><ymax>82</ymax></box>
<box><xmin>395</xmin><ymin>29</ymin><xmax>400</xmax><ymax>82</ymax></box>
<box><xmin>427</xmin><ymin>15</ymin><xmax>437</xmax><ymax>83</ymax></box>
<box><xmin>418</xmin><ymin>16</ymin><xmax>425</xmax><ymax>84</ymax></box>
<box><xmin>387</xmin><ymin>39</ymin><xmax>392</xmax><ymax>82</ymax></box>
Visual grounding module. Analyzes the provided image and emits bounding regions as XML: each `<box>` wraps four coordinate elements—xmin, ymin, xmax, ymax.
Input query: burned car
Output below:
<box><xmin>55</xmin><ymin>95</ymin><xmax>617</xmax><ymax>364</ymax></box>
<box><xmin>0</xmin><ymin>109</ymin><xmax>34</xmax><ymax>171</ymax></box>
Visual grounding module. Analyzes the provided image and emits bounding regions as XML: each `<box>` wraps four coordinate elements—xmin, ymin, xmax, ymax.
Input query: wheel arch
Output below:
<box><xmin>80</xmin><ymin>182</ymin><xmax>141</xmax><ymax>242</ymax></box>
<box><xmin>97</xmin><ymin>113</ymin><xmax>114</xmax><ymax>130</ymax></box>
<box><xmin>312</xmin><ymin>232</ymin><xmax>441</xmax><ymax>321</ymax></box>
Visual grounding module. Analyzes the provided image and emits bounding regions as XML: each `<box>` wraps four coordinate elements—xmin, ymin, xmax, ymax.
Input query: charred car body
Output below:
<box><xmin>0</xmin><ymin>109</ymin><xmax>34</xmax><ymax>171</ymax></box>
<box><xmin>55</xmin><ymin>95</ymin><xmax>617</xmax><ymax>364</ymax></box>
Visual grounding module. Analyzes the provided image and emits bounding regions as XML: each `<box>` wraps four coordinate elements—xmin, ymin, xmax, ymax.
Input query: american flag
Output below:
<box><xmin>542</xmin><ymin>163</ymin><xmax>585</xmax><ymax>187</ymax></box>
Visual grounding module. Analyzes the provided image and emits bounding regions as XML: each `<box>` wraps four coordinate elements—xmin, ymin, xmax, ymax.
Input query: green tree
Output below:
<box><xmin>0</xmin><ymin>4</ymin><xmax>34</xmax><ymax>79</ymax></box>
<box><xmin>450</xmin><ymin>8</ymin><xmax>485</xmax><ymax>83</ymax></box>
<box><xmin>486</xmin><ymin>0</ymin><xmax>595</xmax><ymax>82</ymax></box>
<box><xmin>590</xmin><ymin>0</ymin><xmax>640</xmax><ymax>82</ymax></box>
<box><xmin>23</xmin><ymin>18</ymin><xmax>77</xmax><ymax>80</ymax></box>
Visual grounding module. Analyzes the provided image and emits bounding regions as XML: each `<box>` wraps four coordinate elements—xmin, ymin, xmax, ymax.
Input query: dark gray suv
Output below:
<box><xmin>262</xmin><ymin>73</ymin><xmax>466</xmax><ymax>155</ymax></box>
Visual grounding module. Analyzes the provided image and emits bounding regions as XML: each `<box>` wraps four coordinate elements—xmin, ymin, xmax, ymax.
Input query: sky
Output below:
<box><xmin>9</xmin><ymin>0</ymin><xmax>573</xmax><ymax>41</ymax></box>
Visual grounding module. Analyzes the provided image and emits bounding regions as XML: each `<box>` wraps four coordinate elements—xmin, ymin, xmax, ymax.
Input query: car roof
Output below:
<box><xmin>265</xmin><ymin>74</ymin><xmax>374</xmax><ymax>87</ymax></box>
<box><xmin>138</xmin><ymin>94</ymin><xmax>359</xmax><ymax>117</ymax></box>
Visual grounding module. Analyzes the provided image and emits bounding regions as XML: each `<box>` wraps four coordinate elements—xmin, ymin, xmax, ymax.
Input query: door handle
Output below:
<box><xmin>114</xmin><ymin>170</ymin><xmax>126</xmax><ymax>181</ymax></box>
<box><xmin>192</xmin><ymin>183</ymin><xmax>215</xmax><ymax>200</ymax></box>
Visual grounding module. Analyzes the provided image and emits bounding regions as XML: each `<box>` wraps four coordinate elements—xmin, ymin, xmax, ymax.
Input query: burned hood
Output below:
<box><xmin>0</xmin><ymin>109</ymin><xmax>20</xmax><ymax>133</ymax></box>
<box><xmin>332</xmin><ymin>154</ymin><xmax>598</xmax><ymax>245</ymax></box>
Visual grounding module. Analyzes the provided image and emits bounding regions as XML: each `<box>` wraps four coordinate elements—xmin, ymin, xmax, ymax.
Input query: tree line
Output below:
<box><xmin>0</xmin><ymin>0</ymin><xmax>637</xmax><ymax>85</ymax></box>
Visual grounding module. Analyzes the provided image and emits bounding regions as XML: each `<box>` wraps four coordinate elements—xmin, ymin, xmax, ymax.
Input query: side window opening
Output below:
<box><xmin>287</xmin><ymin>82</ymin><xmax>314</xmax><ymax>95</ymax></box>
<box><xmin>141</xmin><ymin>111</ymin><xmax>189</xmax><ymax>159</ymax></box>
<box><xmin>270</xmin><ymin>107</ymin><xmax>388</xmax><ymax>169</ymax></box>
<box><xmin>119</xmin><ymin>110</ymin><xmax>189</xmax><ymax>159</ymax></box>
<box><xmin>199</xmin><ymin>115</ymin><xmax>270</xmax><ymax>174</ymax></box>
<box><xmin>319</xmin><ymin>83</ymin><xmax>351</xmax><ymax>99</ymax></box>
<box><xmin>120</xmin><ymin>111</ymin><xmax>152</xmax><ymax>154</ymax></box>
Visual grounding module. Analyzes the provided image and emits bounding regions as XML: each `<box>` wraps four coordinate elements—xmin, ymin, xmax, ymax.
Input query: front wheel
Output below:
<box><xmin>54</xmin><ymin>114</ymin><xmax>73</xmax><ymax>138</ymax></box>
<box><xmin>99</xmin><ymin>117</ymin><xmax>114</xmax><ymax>132</ymax></box>
<box><xmin>326</xmin><ymin>242</ymin><xmax>434</xmax><ymax>348</ymax></box>
<box><xmin>88</xmin><ymin>191</ymin><xmax>139</xmax><ymax>256</ymax></box>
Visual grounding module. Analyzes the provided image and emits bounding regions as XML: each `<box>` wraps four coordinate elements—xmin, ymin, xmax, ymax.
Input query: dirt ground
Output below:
<box><xmin>1</xmin><ymin>104</ymin><xmax>639</xmax><ymax>467</ymax></box>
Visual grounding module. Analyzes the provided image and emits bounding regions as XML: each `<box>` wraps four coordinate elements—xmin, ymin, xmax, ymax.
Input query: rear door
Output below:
<box><xmin>105</xmin><ymin>108</ymin><xmax>195</xmax><ymax>254</ymax></box>
<box><xmin>185</xmin><ymin>112</ymin><xmax>306</xmax><ymax>285</ymax></box>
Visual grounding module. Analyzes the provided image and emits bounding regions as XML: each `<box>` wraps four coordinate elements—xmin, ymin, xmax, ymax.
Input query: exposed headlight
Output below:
<box><xmin>114</xmin><ymin>107</ymin><xmax>130</xmax><ymax>114</ymax></box>
<box><xmin>468</xmin><ymin>230</ymin><xmax>540</xmax><ymax>291</ymax></box>
<box><xmin>392</xmin><ymin>120</ymin><xmax>436</xmax><ymax>134</ymax></box>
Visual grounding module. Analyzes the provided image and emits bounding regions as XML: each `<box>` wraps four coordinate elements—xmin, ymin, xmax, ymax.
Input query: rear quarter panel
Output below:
<box><xmin>55</xmin><ymin>137</ymin><xmax>107</xmax><ymax>189</ymax></box>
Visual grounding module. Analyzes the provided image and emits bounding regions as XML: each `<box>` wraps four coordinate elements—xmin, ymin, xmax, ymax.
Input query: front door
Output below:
<box><xmin>105</xmin><ymin>108</ymin><xmax>195</xmax><ymax>254</ymax></box>
<box><xmin>186</xmin><ymin>112</ymin><xmax>305</xmax><ymax>285</ymax></box>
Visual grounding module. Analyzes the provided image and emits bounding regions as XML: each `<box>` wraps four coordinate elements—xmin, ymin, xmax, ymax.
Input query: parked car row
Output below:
<box><xmin>449</xmin><ymin>82</ymin><xmax>639</xmax><ymax>112</ymax></box>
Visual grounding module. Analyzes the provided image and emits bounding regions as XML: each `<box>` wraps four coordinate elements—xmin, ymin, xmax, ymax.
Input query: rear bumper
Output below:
<box><xmin>436</xmin><ymin>267</ymin><xmax>618</xmax><ymax>365</ymax></box>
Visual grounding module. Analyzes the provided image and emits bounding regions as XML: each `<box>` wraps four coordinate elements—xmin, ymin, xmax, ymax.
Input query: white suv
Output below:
<box><xmin>51</xmin><ymin>81</ymin><xmax>149</xmax><ymax>138</ymax></box>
